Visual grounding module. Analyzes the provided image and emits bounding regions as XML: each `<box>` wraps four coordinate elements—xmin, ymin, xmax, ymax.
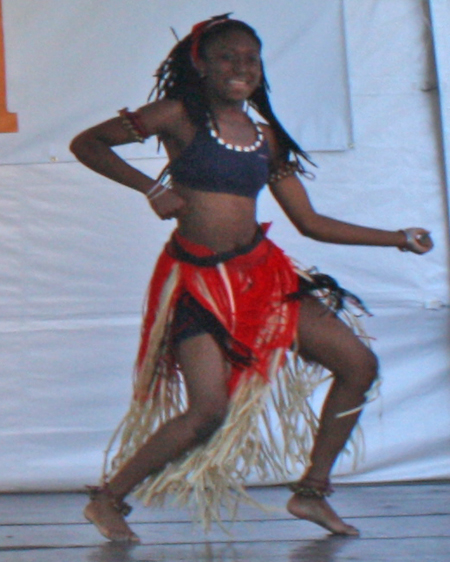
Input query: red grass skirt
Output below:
<box><xmin>134</xmin><ymin>224</ymin><xmax>301</xmax><ymax>400</ymax></box>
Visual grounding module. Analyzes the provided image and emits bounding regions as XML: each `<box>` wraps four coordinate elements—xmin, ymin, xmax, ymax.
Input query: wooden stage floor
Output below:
<box><xmin>0</xmin><ymin>481</ymin><xmax>449</xmax><ymax>561</ymax></box>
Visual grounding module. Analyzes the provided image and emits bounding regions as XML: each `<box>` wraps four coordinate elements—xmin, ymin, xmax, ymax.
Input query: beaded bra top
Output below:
<box><xmin>169</xmin><ymin>118</ymin><xmax>270</xmax><ymax>199</ymax></box>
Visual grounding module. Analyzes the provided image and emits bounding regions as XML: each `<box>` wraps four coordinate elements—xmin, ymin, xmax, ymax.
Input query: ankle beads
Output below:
<box><xmin>86</xmin><ymin>484</ymin><xmax>133</xmax><ymax>516</ymax></box>
<box><xmin>288</xmin><ymin>477</ymin><xmax>334</xmax><ymax>499</ymax></box>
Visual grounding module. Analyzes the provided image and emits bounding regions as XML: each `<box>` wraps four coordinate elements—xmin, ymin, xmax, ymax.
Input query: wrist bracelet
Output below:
<box><xmin>148</xmin><ymin>186</ymin><xmax>168</xmax><ymax>201</ymax></box>
<box><xmin>145</xmin><ymin>179</ymin><xmax>170</xmax><ymax>201</ymax></box>
<box><xmin>146</xmin><ymin>180</ymin><xmax>162</xmax><ymax>198</ymax></box>
<box><xmin>398</xmin><ymin>228</ymin><xmax>430</xmax><ymax>252</ymax></box>
<box><xmin>398</xmin><ymin>229</ymin><xmax>412</xmax><ymax>252</ymax></box>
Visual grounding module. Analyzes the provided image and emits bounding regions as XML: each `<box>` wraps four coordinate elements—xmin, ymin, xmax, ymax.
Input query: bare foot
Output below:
<box><xmin>84</xmin><ymin>495</ymin><xmax>140</xmax><ymax>543</ymax></box>
<box><xmin>287</xmin><ymin>494</ymin><xmax>359</xmax><ymax>536</ymax></box>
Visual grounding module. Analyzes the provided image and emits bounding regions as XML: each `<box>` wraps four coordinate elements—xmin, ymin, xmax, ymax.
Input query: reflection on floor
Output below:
<box><xmin>0</xmin><ymin>481</ymin><xmax>449</xmax><ymax>561</ymax></box>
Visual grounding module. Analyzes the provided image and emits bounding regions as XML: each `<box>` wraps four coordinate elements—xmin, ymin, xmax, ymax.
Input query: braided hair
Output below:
<box><xmin>150</xmin><ymin>14</ymin><xmax>315</xmax><ymax>175</ymax></box>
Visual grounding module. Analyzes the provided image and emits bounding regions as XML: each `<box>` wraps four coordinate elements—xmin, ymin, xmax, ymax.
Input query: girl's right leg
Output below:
<box><xmin>84</xmin><ymin>333</ymin><xmax>230</xmax><ymax>542</ymax></box>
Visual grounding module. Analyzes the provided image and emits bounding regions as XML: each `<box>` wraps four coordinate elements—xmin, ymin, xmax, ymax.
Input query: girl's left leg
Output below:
<box><xmin>287</xmin><ymin>296</ymin><xmax>379</xmax><ymax>535</ymax></box>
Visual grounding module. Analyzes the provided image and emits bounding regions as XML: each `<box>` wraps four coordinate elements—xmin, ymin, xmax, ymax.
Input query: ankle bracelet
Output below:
<box><xmin>288</xmin><ymin>477</ymin><xmax>334</xmax><ymax>499</ymax></box>
<box><xmin>86</xmin><ymin>484</ymin><xmax>133</xmax><ymax>517</ymax></box>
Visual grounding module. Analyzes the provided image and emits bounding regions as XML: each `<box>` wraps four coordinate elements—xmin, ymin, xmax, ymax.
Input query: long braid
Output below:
<box><xmin>150</xmin><ymin>14</ymin><xmax>314</xmax><ymax>176</ymax></box>
<box><xmin>150</xmin><ymin>36</ymin><xmax>210</xmax><ymax>128</ymax></box>
<box><xmin>249</xmin><ymin>68</ymin><xmax>316</xmax><ymax>174</ymax></box>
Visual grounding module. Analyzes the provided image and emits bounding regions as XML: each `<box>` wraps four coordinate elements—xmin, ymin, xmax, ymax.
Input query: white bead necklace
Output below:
<box><xmin>207</xmin><ymin>116</ymin><xmax>264</xmax><ymax>153</ymax></box>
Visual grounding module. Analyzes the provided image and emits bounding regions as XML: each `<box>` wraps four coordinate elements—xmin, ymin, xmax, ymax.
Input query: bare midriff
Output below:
<box><xmin>174</xmin><ymin>182</ymin><xmax>259</xmax><ymax>253</ymax></box>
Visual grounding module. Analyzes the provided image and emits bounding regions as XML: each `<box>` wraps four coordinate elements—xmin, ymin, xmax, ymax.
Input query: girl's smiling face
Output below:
<box><xmin>197</xmin><ymin>30</ymin><xmax>262</xmax><ymax>105</ymax></box>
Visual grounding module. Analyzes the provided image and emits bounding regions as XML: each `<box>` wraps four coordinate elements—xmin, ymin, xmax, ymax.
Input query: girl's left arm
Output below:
<box><xmin>269</xmin><ymin>173</ymin><xmax>433</xmax><ymax>254</ymax></box>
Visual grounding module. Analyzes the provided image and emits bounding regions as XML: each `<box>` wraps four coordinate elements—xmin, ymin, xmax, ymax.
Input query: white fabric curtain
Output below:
<box><xmin>429</xmin><ymin>0</ymin><xmax>450</xmax><ymax>238</ymax></box>
<box><xmin>0</xmin><ymin>0</ymin><xmax>350</xmax><ymax>165</ymax></box>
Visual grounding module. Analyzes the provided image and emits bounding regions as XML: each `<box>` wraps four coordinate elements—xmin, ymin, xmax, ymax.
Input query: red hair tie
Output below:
<box><xmin>190</xmin><ymin>13</ymin><xmax>232</xmax><ymax>65</ymax></box>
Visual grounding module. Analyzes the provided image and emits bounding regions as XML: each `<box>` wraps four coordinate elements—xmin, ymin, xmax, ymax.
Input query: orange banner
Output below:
<box><xmin>0</xmin><ymin>0</ymin><xmax>18</xmax><ymax>132</ymax></box>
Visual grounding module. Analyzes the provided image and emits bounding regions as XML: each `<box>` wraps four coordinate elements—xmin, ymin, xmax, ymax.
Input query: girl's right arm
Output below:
<box><xmin>70</xmin><ymin>99</ymin><xmax>187</xmax><ymax>219</ymax></box>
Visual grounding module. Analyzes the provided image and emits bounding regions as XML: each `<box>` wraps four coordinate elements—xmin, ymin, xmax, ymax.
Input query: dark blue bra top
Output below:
<box><xmin>169</xmin><ymin>126</ymin><xmax>270</xmax><ymax>199</ymax></box>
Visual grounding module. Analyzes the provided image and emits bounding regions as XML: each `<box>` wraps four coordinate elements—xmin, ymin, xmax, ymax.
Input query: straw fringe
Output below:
<box><xmin>103</xmin><ymin>343</ymin><xmax>342</xmax><ymax>530</ymax></box>
<box><xmin>102</xmin><ymin>261</ymin><xmax>374</xmax><ymax>530</ymax></box>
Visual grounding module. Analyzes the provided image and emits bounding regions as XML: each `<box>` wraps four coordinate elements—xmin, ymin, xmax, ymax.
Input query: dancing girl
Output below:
<box><xmin>70</xmin><ymin>14</ymin><xmax>433</xmax><ymax>542</ymax></box>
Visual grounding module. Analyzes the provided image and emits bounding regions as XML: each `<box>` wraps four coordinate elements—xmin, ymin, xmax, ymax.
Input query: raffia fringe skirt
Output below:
<box><xmin>101</xmin><ymin>225</ymin><xmax>371</xmax><ymax>529</ymax></box>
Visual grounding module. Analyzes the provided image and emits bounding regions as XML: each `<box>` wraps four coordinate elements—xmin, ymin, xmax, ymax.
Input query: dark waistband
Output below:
<box><xmin>168</xmin><ymin>227</ymin><xmax>266</xmax><ymax>267</ymax></box>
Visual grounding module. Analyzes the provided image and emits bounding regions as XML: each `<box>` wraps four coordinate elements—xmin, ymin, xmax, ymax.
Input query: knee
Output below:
<box><xmin>360</xmin><ymin>344</ymin><xmax>378</xmax><ymax>372</ymax></box>
<box><xmin>342</xmin><ymin>346</ymin><xmax>379</xmax><ymax>393</ymax></box>
<box><xmin>358</xmin><ymin>347</ymin><xmax>379</xmax><ymax>390</ymax></box>
<box><xmin>190</xmin><ymin>403</ymin><xmax>228</xmax><ymax>445</ymax></box>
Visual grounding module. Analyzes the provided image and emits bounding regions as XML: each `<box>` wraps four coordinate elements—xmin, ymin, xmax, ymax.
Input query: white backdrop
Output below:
<box><xmin>429</xmin><ymin>0</ymin><xmax>450</xmax><ymax>236</ymax></box>
<box><xmin>0</xmin><ymin>0</ymin><xmax>449</xmax><ymax>492</ymax></box>
<box><xmin>0</xmin><ymin>0</ymin><xmax>351</xmax><ymax>165</ymax></box>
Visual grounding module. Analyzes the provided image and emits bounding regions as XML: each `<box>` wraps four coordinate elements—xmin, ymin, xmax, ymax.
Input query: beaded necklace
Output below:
<box><xmin>207</xmin><ymin>115</ymin><xmax>264</xmax><ymax>153</ymax></box>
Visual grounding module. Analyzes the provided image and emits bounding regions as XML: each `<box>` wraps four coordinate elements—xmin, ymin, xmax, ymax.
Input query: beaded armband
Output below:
<box><xmin>118</xmin><ymin>107</ymin><xmax>150</xmax><ymax>143</ymax></box>
<box><xmin>268</xmin><ymin>161</ymin><xmax>302</xmax><ymax>185</ymax></box>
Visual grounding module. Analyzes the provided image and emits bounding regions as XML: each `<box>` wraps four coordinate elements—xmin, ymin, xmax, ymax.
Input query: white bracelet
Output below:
<box><xmin>145</xmin><ymin>180</ymin><xmax>162</xmax><ymax>197</ymax></box>
<box><xmin>148</xmin><ymin>185</ymin><xmax>168</xmax><ymax>201</ymax></box>
<box><xmin>398</xmin><ymin>229</ymin><xmax>414</xmax><ymax>252</ymax></box>
<box><xmin>145</xmin><ymin>180</ymin><xmax>169</xmax><ymax>201</ymax></box>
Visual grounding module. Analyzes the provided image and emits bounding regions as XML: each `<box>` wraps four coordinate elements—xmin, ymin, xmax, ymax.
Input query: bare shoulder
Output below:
<box><xmin>259</xmin><ymin>122</ymin><xmax>281</xmax><ymax>166</ymax></box>
<box><xmin>71</xmin><ymin>98</ymin><xmax>191</xmax><ymax>149</ymax></box>
<box><xmin>136</xmin><ymin>99</ymin><xmax>192</xmax><ymax>139</ymax></box>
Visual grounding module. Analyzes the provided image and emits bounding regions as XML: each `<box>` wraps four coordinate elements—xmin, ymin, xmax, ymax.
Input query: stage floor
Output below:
<box><xmin>0</xmin><ymin>481</ymin><xmax>449</xmax><ymax>561</ymax></box>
